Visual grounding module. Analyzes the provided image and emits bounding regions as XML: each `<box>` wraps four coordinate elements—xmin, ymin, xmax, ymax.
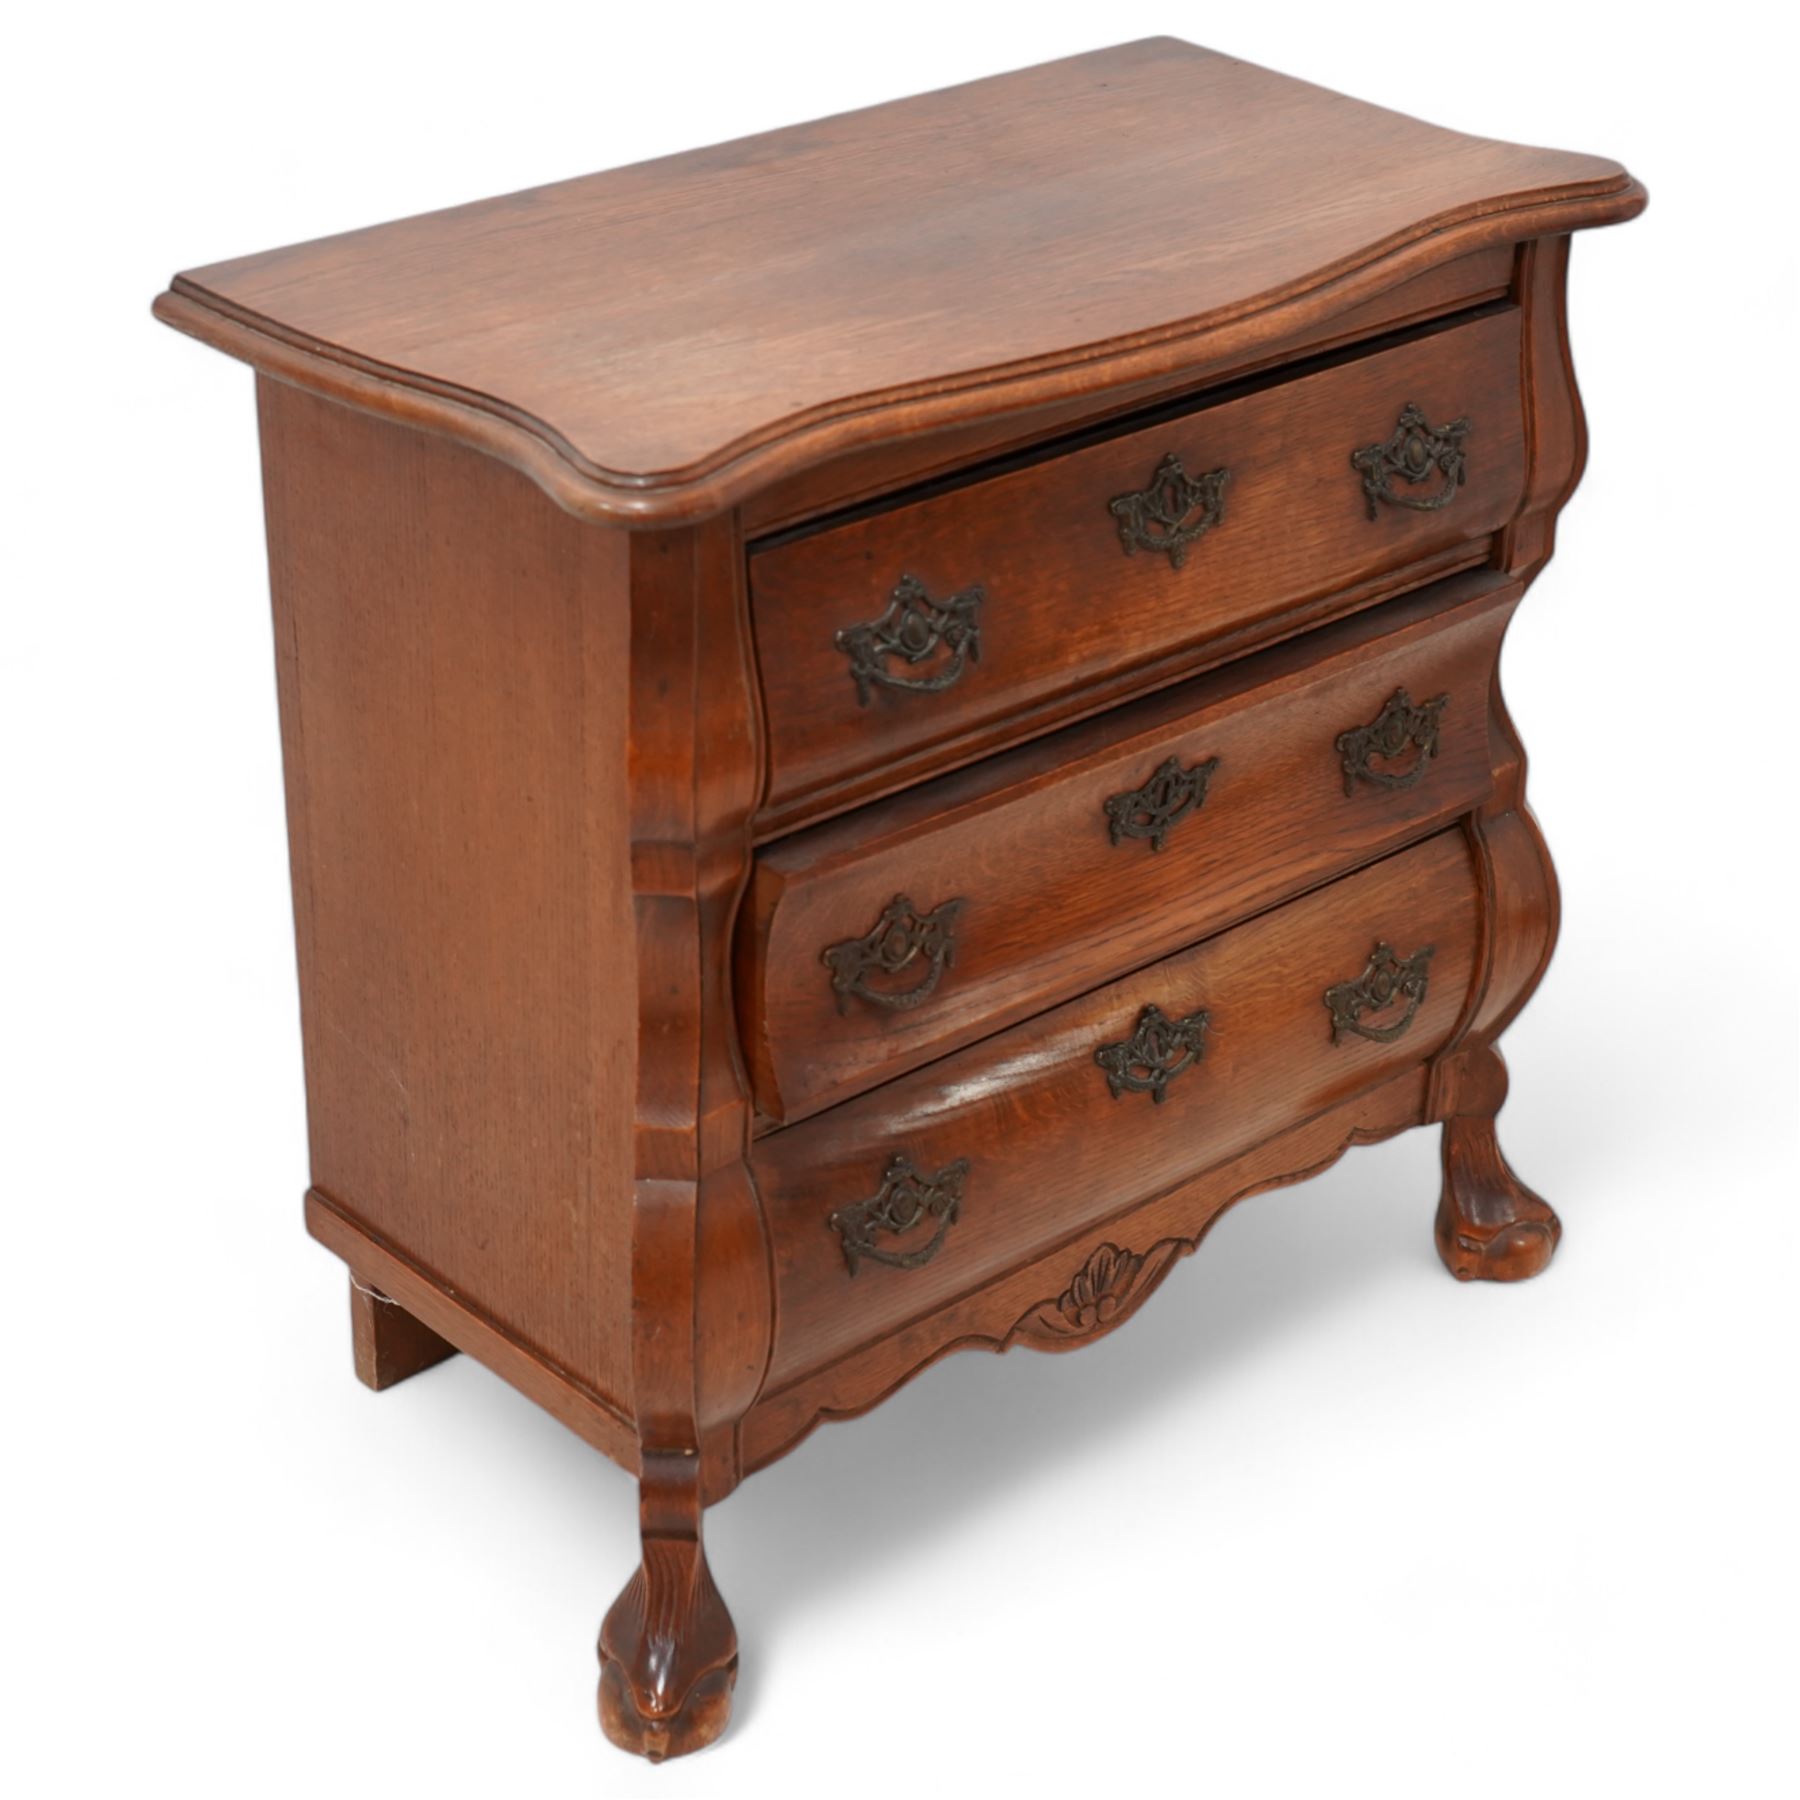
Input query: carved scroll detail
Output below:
<box><xmin>1009</xmin><ymin>1239</ymin><xmax>1191</xmax><ymax>1346</ymax></box>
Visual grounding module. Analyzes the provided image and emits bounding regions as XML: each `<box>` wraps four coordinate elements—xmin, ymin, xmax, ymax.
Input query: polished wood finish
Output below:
<box><xmin>258</xmin><ymin>377</ymin><xmax>639</xmax><ymax>1423</ymax></box>
<box><xmin>758</xmin><ymin>828</ymin><xmax>1481</xmax><ymax>1387</ymax></box>
<box><xmin>155</xmin><ymin>41</ymin><xmax>1639</xmax><ymax>524</ymax></box>
<box><xmin>740</xmin><ymin>245</ymin><xmax>1520</xmax><ymax>538</ymax></box>
<box><xmin>348</xmin><ymin>1278</ymin><xmax>456</xmax><ymax>1391</ymax></box>
<box><xmin>751</xmin><ymin>307</ymin><xmax>1525</xmax><ymax>816</ymax></box>
<box><xmin>155</xmin><ymin>38</ymin><xmax>1641</xmax><ymax>1761</ymax></box>
<box><xmin>1434</xmin><ymin>1042</ymin><xmax>1561</xmax><ymax>1279</ymax></box>
<box><xmin>744</xmin><ymin>570</ymin><xmax>1517</xmax><ymax>1124</ymax></box>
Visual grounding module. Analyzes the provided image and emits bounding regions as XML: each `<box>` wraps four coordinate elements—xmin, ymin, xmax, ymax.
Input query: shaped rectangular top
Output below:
<box><xmin>156</xmin><ymin>38</ymin><xmax>1643</xmax><ymax>523</ymax></box>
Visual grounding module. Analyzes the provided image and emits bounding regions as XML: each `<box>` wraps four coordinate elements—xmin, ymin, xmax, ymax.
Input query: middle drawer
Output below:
<box><xmin>740</xmin><ymin>570</ymin><xmax>1517</xmax><ymax>1125</ymax></box>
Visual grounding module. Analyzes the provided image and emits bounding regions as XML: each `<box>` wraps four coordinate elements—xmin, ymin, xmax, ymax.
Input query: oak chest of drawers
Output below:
<box><xmin>155</xmin><ymin>38</ymin><xmax>1644</xmax><ymax>1760</ymax></box>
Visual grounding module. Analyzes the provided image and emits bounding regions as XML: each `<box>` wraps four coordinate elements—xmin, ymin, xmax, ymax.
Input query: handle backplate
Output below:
<box><xmin>829</xmin><ymin>1154</ymin><xmax>970</xmax><ymax>1275</ymax></box>
<box><xmin>1351</xmin><ymin>404</ymin><xmax>1470</xmax><ymax>520</ymax></box>
<box><xmin>1336</xmin><ymin>687</ymin><xmax>1448</xmax><ymax>796</ymax></box>
<box><xmin>1108</xmin><ymin>453</ymin><xmax>1229</xmax><ymax>568</ymax></box>
<box><xmin>1104</xmin><ymin>754</ymin><xmax>1219</xmax><ymax>851</ymax></box>
<box><xmin>834</xmin><ymin>575</ymin><xmax>983</xmax><ymax>706</ymax></box>
<box><xmin>1324</xmin><ymin>941</ymin><xmax>1436</xmax><ymax>1045</ymax></box>
<box><xmin>822</xmin><ymin>894</ymin><xmax>963</xmax><ymax>1016</ymax></box>
<box><xmin>1094</xmin><ymin>1002</ymin><xmax>1211</xmax><ymax>1103</ymax></box>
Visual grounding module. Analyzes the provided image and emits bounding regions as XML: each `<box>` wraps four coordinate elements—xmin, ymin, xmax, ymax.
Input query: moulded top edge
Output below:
<box><xmin>154</xmin><ymin>39</ymin><xmax>1645</xmax><ymax>526</ymax></box>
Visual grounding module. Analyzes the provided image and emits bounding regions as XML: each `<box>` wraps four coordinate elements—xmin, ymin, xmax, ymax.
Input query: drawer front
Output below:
<box><xmin>755</xmin><ymin>829</ymin><xmax>1479</xmax><ymax>1391</ymax></box>
<box><xmin>750</xmin><ymin>307</ymin><xmax>1524</xmax><ymax>818</ymax></box>
<box><xmin>742</xmin><ymin>572</ymin><xmax>1512</xmax><ymax>1125</ymax></box>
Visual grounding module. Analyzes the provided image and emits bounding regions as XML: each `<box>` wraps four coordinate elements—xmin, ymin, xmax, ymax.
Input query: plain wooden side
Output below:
<box><xmin>258</xmin><ymin>377</ymin><xmax>637</xmax><ymax>1419</ymax></box>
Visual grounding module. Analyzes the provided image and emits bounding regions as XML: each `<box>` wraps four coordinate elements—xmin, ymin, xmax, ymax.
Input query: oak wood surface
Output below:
<box><xmin>743</xmin><ymin>571</ymin><xmax>1517</xmax><ymax>1124</ymax></box>
<box><xmin>151</xmin><ymin>36</ymin><xmax>1644</xmax><ymax>1765</ymax></box>
<box><xmin>741</xmin><ymin>785</ymin><xmax>1561</xmax><ymax>1472</ymax></box>
<box><xmin>738</xmin><ymin>246</ymin><xmax>1519</xmax><ymax>538</ymax></box>
<box><xmin>154</xmin><ymin>40</ymin><xmax>1641</xmax><ymax>523</ymax></box>
<box><xmin>755</xmin><ymin>828</ymin><xmax>1480</xmax><ymax>1391</ymax></box>
<box><xmin>306</xmin><ymin>1188</ymin><xmax>640</xmax><ymax>1469</ymax></box>
<box><xmin>599</xmin><ymin>515</ymin><xmax>769</xmax><ymax>1756</ymax></box>
<box><xmin>751</xmin><ymin>307</ymin><xmax>1526</xmax><ymax>815</ymax></box>
<box><xmin>741</xmin><ymin>1066</ymin><xmax>1431</xmax><ymax>1475</ymax></box>
<box><xmin>259</xmin><ymin>377</ymin><xmax>639</xmax><ymax>1419</ymax></box>
<box><xmin>1433</xmin><ymin>1043</ymin><xmax>1560</xmax><ymax>1279</ymax></box>
<box><xmin>347</xmin><ymin>1277</ymin><xmax>457</xmax><ymax>1391</ymax></box>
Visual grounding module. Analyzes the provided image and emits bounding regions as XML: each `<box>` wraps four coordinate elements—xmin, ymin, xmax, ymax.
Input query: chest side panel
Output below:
<box><xmin>259</xmin><ymin>378</ymin><xmax>637</xmax><ymax>1420</ymax></box>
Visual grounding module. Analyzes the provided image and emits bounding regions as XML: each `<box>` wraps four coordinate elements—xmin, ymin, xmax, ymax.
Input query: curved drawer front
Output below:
<box><xmin>755</xmin><ymin>828</ymin><xmax>1480</xmax><ymax>1391</ymax></box>
<box><xmin>743</xmin><ymin>572</ymin><xmax>1512</xmax><ymax>1124</ymax></box>
<box><xmin>750</xmin><ymin>306</ymin><xmax>1524</xmax><ymax>819</ymax></box>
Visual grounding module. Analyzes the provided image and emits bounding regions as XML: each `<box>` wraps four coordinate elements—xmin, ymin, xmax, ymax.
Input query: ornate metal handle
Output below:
<box><xmin>834</xmin><ymin>574</ymin><xmax>983</xmax><ymax>706</ymax></box>
<box><xmin>1094</xmin><ymin>1003</ymin><xmax>1211</xmax><ymax>1103</ymax></box>
<box><xmin>828</xmin><ymin>1154</ymin><xmax>969</xmax><ymax>1275</ymax></box>
<box><xmin>822</xmin><ymin>894</ymin><xmax>963</xmax><ymax>1016</ymax></box>
<box><xmin>1108</xmin><ymin>452</ymin><xmax>1229</xmax><ymax>568</ymax></box>
<box><xmin>1104</xmin><ymin>754</ymin><xmax>1219</xmax><ymax>851</ymax></box>
<box><xmin>1324</xmin><ymin>942</ymin><xmax>1436</xmax><ymax>1044</ymax></box>
<box><xmin>1351</xmin><ymin>404</ymin><xmax>1470</xmax><ymax>520</ymax></box>
<box><xmin>1335</xmin><ymin>688</ymin><xmax>1448</xmax><ymax>796</ymax></box>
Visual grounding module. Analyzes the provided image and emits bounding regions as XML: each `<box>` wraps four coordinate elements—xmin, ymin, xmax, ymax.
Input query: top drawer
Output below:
<box><xmin>749</xmin><ymin>306</ymin><xmax>1524</xmax><ymax>822</ymax></box>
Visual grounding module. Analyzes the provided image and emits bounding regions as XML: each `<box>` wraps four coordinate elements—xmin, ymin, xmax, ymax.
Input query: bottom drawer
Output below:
<box><xmin>755</xmin><ymin>827</ymin><xmax>1478</xmax><ymax>1391</ymax></box>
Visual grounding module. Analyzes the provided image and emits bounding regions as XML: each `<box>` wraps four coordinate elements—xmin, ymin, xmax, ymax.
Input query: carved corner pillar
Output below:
<box><xmin>1414</xmin><ymin>246</ymin><xmax>1584</xmax><ymax>1280</ymax></box>
<box><xmin>597</xmin><ymin>519</ymin><xmax>773</xmax><ymax>1761</ymax></box>
<box><xmin>1497</xmin><ymin>233</ymin><xmax>1588</xmax><ymax>587</ymax></box>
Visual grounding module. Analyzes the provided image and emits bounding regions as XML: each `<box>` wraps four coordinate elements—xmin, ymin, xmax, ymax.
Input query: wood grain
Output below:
<box><xmin>347</xmin><ymin>1276</ymin><xmax>457</xmax><ymax>1391</ymax></box>
<box><xmin>738</xmin><ymin>246</ymin><xmax>1520</xmax><ymax>538</ymax></box>
<box><xmin>259</xmin><ymin>378</ymin><xmax>638</xmax><ymax>1418</ymax></box>
<box><xmin>154</xmin><ymin>38</ymin><xmax>1645</xmax><ymax>1763</ymax></box>
<box><xmin>750</xmin><ymin>307</ymin><xmax>1526</xmax><ymax>814</ymax></box>
<box><xmin>155</xmin><ymin>40</ymin><xmax>1642</xmax><ymax>523</ymax></box>
<box><xmin>743</xmin><ymin>571</ymin><xmax>1519</xmax><ymax>1124</ymax></box>
<box><xmin>741</xmin><ymin>1068</ymin><xmax>1430</xmax><ymax>1475</ymax></box>
<box><xmin>755</xmin><ymin>828</ymin><xmax>1480</xmax><ymax>1391</ymax></box>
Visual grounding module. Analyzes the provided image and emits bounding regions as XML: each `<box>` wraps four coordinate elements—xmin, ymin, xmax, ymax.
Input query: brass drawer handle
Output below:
<box><xmin>1095</xmin><ymin>1002</ymin><xmax>1211</xmax><ymax>1103</ymax></box>
<box><xmin>822</xmin><ymin>894</ymin><xmax>963</xmax><ymax>1016</ymax></box>
<box><xmin>1335</xmin><ymin>687</ymin><xmax>1448</xmax><ymax>796</ymax></box>
<box><xmin>829</xmin><ymin>1154</ymin><xmax>969</xmax><ymax>1275</ymax></box>
<box><xmin>1351</xmin><ymin>403</ymin><xmax>1470</xmax><ymax>519</ymax></box>
<box><xmin>834</xmin><ymin>574</ymin><xmax>983</xmax><ymax>706</ymax></box>
<box><xmin>1108</xmin><ymin>452</ymin><xmax>1229</xmax><ymax>567</ymax></box>
<box><xmin>1324</xmin><ymin>942</ymin><xmax>1436</xmax><ymax>1044</ymax></box>
<box><xmin>1104</xmin><ymin>754</ymin><xmax>1219</xmax><ymax>851</ymax></box>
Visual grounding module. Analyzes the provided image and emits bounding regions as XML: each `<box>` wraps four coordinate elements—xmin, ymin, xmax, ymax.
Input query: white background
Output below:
<box><xmin>5</xmin><ymin>4</ymin><xmax>1796</xmax><ymax>1796</ymax></box>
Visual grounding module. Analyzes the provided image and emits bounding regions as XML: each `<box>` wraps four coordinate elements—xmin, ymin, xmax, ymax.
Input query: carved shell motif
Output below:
<box><xmin>1010</xmin><ymin>1238</ymin><xmax>1190</xmax><ymax>1347</ymax></box>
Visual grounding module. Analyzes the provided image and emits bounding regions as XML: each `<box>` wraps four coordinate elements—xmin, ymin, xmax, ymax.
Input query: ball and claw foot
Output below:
<box><xmin>1435</xmin><ymin>1115</ymin><xmax>1561</xmax><ymax>1280</ymax></box>
<box><xmin>1434</xmin><ymin>1045</ymin><xmax>1561</xmax><ymax>1282</ymax></box>
<box><xmin>597</xmin><ymin>1533</ymin><xmax>738</xmax><ymax>1761</ymax></box>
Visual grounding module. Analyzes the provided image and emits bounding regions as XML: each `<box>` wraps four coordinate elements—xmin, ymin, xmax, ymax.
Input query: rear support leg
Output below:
<box><xmin>348</xmin><ymin>1274</ymin><xmax>458</xmax><ymax>1390</ymax></box>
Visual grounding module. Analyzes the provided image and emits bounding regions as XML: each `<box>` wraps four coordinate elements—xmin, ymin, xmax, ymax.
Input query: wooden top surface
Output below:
<box><xmin>157</xmin><ymin>39</ymin><xmax>1643</xmax><ymax>523</ymax></box>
